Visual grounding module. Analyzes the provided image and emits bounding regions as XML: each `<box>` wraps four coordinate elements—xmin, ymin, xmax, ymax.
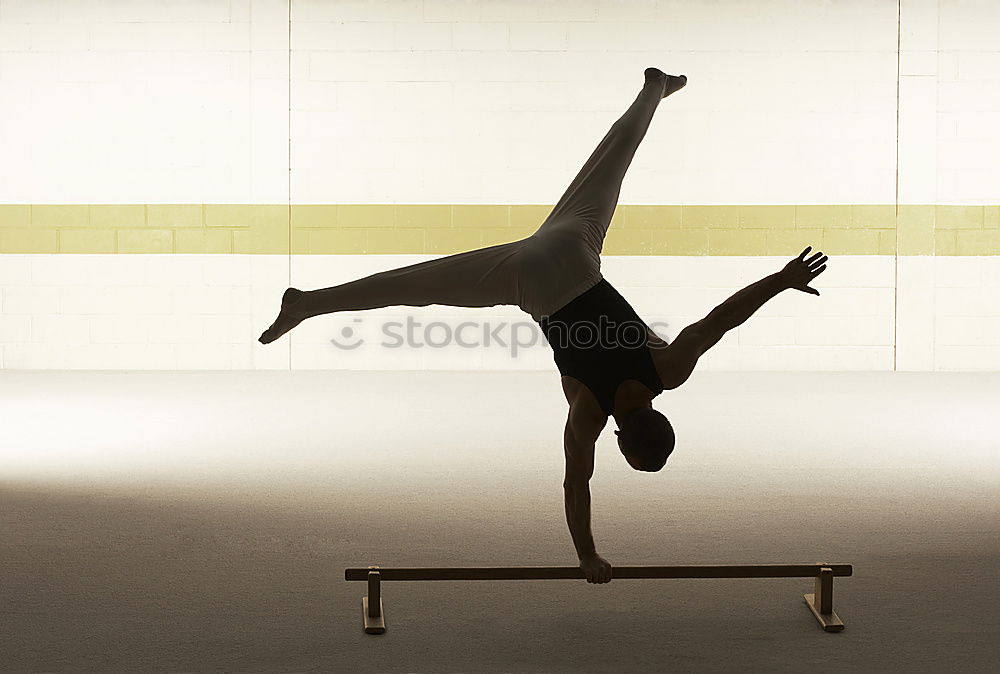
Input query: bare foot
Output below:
<box><xmin>258</xmin><ymin>288</ymin><xmax>305</xmax><ymax>344</ymax></box>
<box><xmin>645</xmin><ymin>67</ymin><xmax>687</xmax><ymax>98</ymax></box>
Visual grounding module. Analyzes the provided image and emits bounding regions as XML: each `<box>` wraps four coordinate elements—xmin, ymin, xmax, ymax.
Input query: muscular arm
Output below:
<box><xmin>660</xmin><ymin>273</ymin><xmax>787</xmax><ymax>386</ymax></box>
<box><xmin>711</xmin><ymin>272</ymin><xmax>787</xmax><ymax>331</ymax></box>
<box><xmin>562</xmin><ymin>398</ymin><xmax>607</xmax><ymax>561</ymax></box>
<box><xmin>564</xmin><ymin>422</ymin><xmax>597</xmax><ymax>560</ymax></box>
<box><xmin>670</xmin><ymin>247</ymin><xmax>828</xmax><ymax>366</ymax></box>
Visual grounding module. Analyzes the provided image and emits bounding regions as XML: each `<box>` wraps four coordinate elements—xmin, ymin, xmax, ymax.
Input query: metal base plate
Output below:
<box><xmin>363</xmin><ymin>597</ymin><xmax>386</xmax><ymax>634</ymax></box>
<box><xmin>803</xmin><ymin>593</ymin><xmax>845</xmax><ymax>632</ymax></box>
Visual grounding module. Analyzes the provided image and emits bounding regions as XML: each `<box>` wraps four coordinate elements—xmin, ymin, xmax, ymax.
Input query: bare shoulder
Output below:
<box><xmin>560</xmin><ymin>376</ymin><xmax>608</xmax><ymax>437</ymax></box>
<box><xmin>650</xmin><ymin>321</ymin><xmax>718</xmax><ymax>390</ymax></box>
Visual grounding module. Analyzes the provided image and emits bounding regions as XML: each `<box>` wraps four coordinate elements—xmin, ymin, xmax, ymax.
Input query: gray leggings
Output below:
<box><xmin>300</xmin><ymin>78</ymin><xmax>664</xmax><ymax>322</ymax></box>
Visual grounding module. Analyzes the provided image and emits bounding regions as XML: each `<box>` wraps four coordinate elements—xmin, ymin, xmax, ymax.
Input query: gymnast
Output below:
<box><xmin>259</xmin><ymin>68</ymin><xmax>828</xmax><ymax>584</ymax></box>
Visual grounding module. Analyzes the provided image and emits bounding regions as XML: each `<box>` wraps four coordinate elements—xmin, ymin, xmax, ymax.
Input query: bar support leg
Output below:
<box><xmin>363</xmin><ymin>566</ymin><xmax>386</xmax><ymax>634</ymax></box>
<box><xmin>803</xmin><ymin>566</ymin><xmax>845</xmax><ymax>632</ymax></box>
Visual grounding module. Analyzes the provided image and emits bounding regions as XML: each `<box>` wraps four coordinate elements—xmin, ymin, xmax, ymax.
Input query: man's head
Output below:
<box><xmin>615</xmin><ymin>407</ymin><xmax>674</xmax><ymax>472</ymax></box>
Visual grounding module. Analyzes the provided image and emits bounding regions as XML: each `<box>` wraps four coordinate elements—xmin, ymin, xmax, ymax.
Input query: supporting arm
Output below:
<box><xmin>563</xmin><ymin>483</ymin><xmax>597</xmax><ymax>560</ymax></box>
<box><xmin>563</xmin><ymin>415</ymin><xmax>598</xmax><ymax>561</ymax></box>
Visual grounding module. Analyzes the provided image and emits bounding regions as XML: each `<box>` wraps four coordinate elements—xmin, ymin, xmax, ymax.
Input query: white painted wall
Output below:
<box><xmin>0</xmin><ymin>0</ymin><xmax>901</xmax><ymax>205</ymax></box>
<box><xmin>1</xmin><ymin>0</ymin><xmax>1000</xmax><ymax>372</ymax></box>
<box><xmin>894</xmin><ymin>0</ymin><xmax>1000</xmax><ymax>370</ymax></box>
<box><xmin>5</xmin><ymin>252</ymin><xmax>999</xmax><ymax>371</ymax></box>
<box><xmin>0</xmin><ymin>0</ymin><xmax>289</xmax><ymax>204</ymax></box>
<box><xmin>291</xmin><ymin>0</ymin><xmax>899</xmax><ymax>206</ymax></box>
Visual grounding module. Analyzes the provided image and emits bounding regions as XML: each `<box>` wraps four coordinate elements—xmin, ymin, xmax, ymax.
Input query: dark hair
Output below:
<box><xmin>616</xmin><ymin>408</ymin><xmax>674</xmax><ymax>472</ymax></box>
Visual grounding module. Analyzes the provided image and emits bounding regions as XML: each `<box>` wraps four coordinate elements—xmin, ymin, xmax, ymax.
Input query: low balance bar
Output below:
<box><xmin>344</xmin><ymin>562</ymin><xmax>853</xmax><ymax>634</ymax></box>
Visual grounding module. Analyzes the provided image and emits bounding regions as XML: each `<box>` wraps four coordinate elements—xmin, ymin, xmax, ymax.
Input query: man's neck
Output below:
<box><xmin>612</xmin><ymin>385</ymin><xmax>653</xmax><ymax>426</ymax></box>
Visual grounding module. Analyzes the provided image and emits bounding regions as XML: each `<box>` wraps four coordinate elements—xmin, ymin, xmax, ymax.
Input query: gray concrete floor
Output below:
<box><xmin>2</xmin><ymin>370</ymin><xmax>998</xmax><ymax>673</ymax></box>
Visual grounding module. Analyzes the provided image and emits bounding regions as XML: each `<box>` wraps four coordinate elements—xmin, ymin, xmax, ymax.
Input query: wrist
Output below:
<box><xmin>770</xmin><ymin>271</ymin><xmax>790</xmax><ymax>290</ymax></box>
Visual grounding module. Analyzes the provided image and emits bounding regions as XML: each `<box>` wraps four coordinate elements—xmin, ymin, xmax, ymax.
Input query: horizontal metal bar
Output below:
<box><xmin>345</xmin><ymin>563</ymin><xmax>853</xmax><ymax>582</ymax></box>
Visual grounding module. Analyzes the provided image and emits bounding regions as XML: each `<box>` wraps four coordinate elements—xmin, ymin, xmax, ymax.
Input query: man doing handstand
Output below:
<box><xmin>259</xmin><ymin>68</ymin><xmax>828</xmax><ymax>584</ymax></box>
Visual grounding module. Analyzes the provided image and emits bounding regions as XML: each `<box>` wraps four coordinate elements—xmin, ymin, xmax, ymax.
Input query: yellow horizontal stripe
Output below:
<box><xmin>0</xmin><ymin>204</ymin><xmax>998</xmax><ymax>255</ymax></box>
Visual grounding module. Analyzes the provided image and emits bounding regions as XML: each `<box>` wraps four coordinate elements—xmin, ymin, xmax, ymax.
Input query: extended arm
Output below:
<box><xmin>711</xmin><ymin>272</ymin><xmax>785</xmax><ymax>330</ymax></box>
<box><xmin>674</xmin><ymin>247</ymin><xmax>828</xmax><ymax>358</ymax></box>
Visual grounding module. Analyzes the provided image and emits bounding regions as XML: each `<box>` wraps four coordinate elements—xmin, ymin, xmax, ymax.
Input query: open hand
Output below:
<box><xmin>779</xmin><ymin>246</ymin><xmax>828</xmax><ymax>296</ymax></box>
<box><xmin>580</xmin><ymin>552</ymin><xmax>612</xmax><ymax>584</ymax></box>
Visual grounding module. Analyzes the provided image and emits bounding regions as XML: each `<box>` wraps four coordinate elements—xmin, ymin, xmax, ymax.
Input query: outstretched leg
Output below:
<box><xmin>535</xmin><ymin>68</ymin><xmax>686</xmax><ymax>255</ymax></box>
<box><xmin>258</xmin><ymin>240</ymin><xmax>524</xmax><ymax>344</ymax></box>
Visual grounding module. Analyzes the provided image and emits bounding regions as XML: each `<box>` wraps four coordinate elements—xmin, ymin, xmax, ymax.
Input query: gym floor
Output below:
<box><xmin>2</xmin><ymin>370</ymin><xmax>997</xmax><ymax>673</ymax></box>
